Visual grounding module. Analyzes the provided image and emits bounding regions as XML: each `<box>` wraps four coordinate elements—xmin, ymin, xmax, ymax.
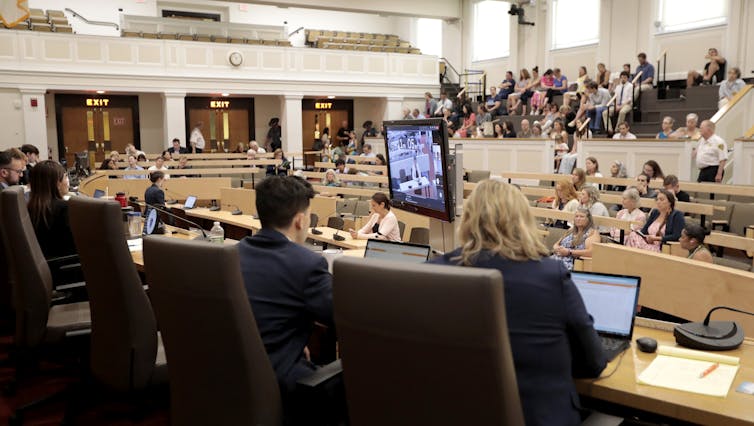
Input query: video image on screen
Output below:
<box><xmin>385</xmin><ymin>124</ymin><xmax>447</xmax><ymax>218</ymax></box>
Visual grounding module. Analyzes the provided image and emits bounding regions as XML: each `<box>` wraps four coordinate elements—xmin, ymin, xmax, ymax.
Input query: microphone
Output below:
<box><xmin>332</xmin><ymin>229</ymin><xmax>346</xmax><ymax>241</ymax></box>
<box><xmin>673</xmin><ymin>306</ymin><xmax>754</xmax><ymax>351</ymax></box>
<box><xmin>222</xmin><ymin>203</ymin><xmax>243</xmax><ymax>215</ymax></box>
<box><xmin>311</xmin><ymin>209</ymin><xmax>339</xmax><ymax>235</ymax></box>
<box><xmin>147</xmin><ymin>204</ymin><xmax>208</xmax><ymax>240</ymax></box>
<box><xmin>209</xmin><ymin>199</ymin><xmax>221</xmax><ymax>212</ymax></box>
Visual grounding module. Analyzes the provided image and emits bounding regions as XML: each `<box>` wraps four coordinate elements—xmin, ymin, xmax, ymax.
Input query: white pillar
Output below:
<box><xmin>281</xmin><ymin>94</ymin><xmax>303</xmax><ymax>166</ymax></box>
<box><xmin>384</xmin><ymin>96</ymin><xmax>404</xmax><ymax>122</ymax></box>
<box><xmin>19</xmin><ymin>87</ymin><xmax>49</xmax><ymax>160</ymax></box>
<box><xmin>162</xmin><ymin>91</ymin><xmax>186</xmax><ymax>150</ymax></box>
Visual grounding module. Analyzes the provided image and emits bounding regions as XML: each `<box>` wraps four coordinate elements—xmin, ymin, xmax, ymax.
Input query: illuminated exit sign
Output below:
<box><xmin>210</xmin><ymin>100</ymin><xmax>230</xmax><ymax>108</ymax></box>
<box><xmin>86</xmin><ymin>98</ymin><xmax>109</xmax><ymax>107</ymax></box>
<box><xmin>315</xmin><ymin>102</ymin><xmax>333</xmax><ymax>110</ymax></box>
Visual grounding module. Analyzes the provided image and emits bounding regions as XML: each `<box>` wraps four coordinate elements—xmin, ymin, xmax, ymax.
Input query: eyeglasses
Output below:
<box><xmin>1</xmin><ymin>167</ymin><xmax>24</xmax><ymax>174</ymax></box>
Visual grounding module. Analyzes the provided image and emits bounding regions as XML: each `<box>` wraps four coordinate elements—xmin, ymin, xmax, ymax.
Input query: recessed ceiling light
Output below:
<box><xmin>221</xmin><ymin>93</ymin><xmax>230</xmax><ymax>97</ymax></box>
<box><xmin>96</xmin><ymin>90</ymin><xmax>105</xmax><ymax>94</ymax></box>
<box><xmin>327</xmin><ymin>95</ymin><xmax>336</xmax><ymax>99</ymax></box>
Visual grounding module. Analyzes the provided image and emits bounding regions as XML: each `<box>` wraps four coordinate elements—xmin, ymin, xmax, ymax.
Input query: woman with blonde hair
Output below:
<box><xmin>552</xmin><ymin>207</ymin><xmax>601</xmax><ymax>271</ymax></box>
<box><xmin>550</xmin><ymin>179</ymin><xmax>579</xmax><ymax>229</ymax></box>
<box><xmin>430</xmin><ymin>179</ymin><xmax>606</xmax><ymax>425</ymax></box>
<box><xmin>321</xmin><ymin>169</ymin><xmax>340</xmax><ymax>187</ymax></box>
<box><xmin>571</xmin><ymin>167</ymin><xmax>586</xmax><ymax>191</ymax></box>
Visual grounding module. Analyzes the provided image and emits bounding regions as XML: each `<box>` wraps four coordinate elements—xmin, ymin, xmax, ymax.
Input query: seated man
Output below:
<box><xmin>167</xmin><ymin>138</ymin><xmax>187</xmax><ymax>155</ymax></box>
<box><xmin>238</xmin><ymin>176</ymin><xmax>340</xmax><ymax>421</ymax></box>
<box><xmin>687</xmin><ymin>48</ymin><xmax>726</xmax><ymax>87</ymax></box>
<box><xmin>663</xmin><ymin>174</ymin><xmax>690</xmax><ymax>203</ymax></box>
<box><xmin>612</xmin><ymin>122</ymin><xmax>636</xmax><ymax>140</ymax></box>
<box><xmin>603</xmin><ymin>71</ymin><xmax>633</xmax><ymax>133</ymax></box>
<box><xmin>576</xmin><ymin>81</ymin><xmax>610</xmax><ymax>132</ymax></box>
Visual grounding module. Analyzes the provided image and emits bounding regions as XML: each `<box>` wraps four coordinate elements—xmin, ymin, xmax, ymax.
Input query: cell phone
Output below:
<box><xmin>635</xmin><ymin>229</ymin><xmax>648</xmax><ymax>238</ymax></box>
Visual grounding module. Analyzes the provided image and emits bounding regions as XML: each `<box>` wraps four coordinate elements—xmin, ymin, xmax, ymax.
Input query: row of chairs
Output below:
<box><xmin>3</xmin><ymin>8</ymin><xmax>72</xmax><ymax>33</ymax></box>
<box><xmin>318</xmin><ymin>42</ymin><xmax>420</xmax><ymax>54</ymax></box>
<box><xmin>120</xmin><ymin>30</ymin><xmax>291</xmax><ymax>46</ymax></box>
<box><xmin>306</xmin><ymin>29</ymin><xmax>400</xmax><ymax>43</ymax></box>
<box><xmin>315</xmin><ymin>37</ymin><xmax>407</xmax><ymax>47</ymax></box>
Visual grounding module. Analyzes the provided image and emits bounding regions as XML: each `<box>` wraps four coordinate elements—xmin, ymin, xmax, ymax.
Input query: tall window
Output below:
<box><xmin>551</xmin><ymin>0</ymin><xmax>599</xmax><ymax>50</ymax></box>
<box><xmin>416</xmin><ymin>18</ymin><xmax>442</xmax><ymax>57</ymax></box>
<box><xmin>473</xmin><ymin>1</ymin><xmax>510</xmax><ymax>61</ymax></box>
<box><xmin>657</xmin><ymin>0</ymin><xmax>727</xmax><ymax>33</ymax></box>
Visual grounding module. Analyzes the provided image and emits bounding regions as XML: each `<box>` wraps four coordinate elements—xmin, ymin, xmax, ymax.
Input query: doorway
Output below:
<box><xmin>55</xmin><ymin>94</ymin><xmax>140</xmax><ymax>167</ymax></box>
<box><xmin>302</xmin><ymin>99</ymin><xmax>353</xmax><ymax>165</ymax></box>
<box><xmin>185</xmin><ymin>97</ymin><xmax>254</xmax><ymax>153</ymax></box>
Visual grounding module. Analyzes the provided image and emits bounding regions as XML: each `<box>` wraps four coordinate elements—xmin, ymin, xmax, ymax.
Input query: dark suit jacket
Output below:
<box><xmin>238</xmin><ymin>228</ymin><xmax>333</xmax><ymax>390</ymax></box>
<box><xmin>33</xmin><ymin>199</ymin><xmax>77</xmax><ymax>259</ymax></box>
<box><xmin>641</xmin><ymin>209</ymin><xmax>685</xmax><ymax>243</ymax></box>
<box><xmin>430</xmin><ymin>250</ymin><xmax>606</xmax><ymax>426</ymax></box>
<box><xmin>144</xmin><ymin>184</ymin><xmax>165</xmax><ymax>208</ymax></box>
<box><xmin>167</xmin><ymin>147</ymin><xmax>187</xmax><ymax>154</ymax></box>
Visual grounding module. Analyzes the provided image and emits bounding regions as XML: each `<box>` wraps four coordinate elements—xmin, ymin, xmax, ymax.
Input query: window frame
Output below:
<box><xmin>550</xmin><ymin>0</ymin><xmax>600</xmax><ymax>51</ymax></box>
<box><xmin>415</xmin><ymin>17</ymin><xmax>443</xmax><ymax>57</ymax></box>
<box><xmin>655</xmin><ymin>0</ymin><xmax>728</xmax><ymax>35</ymax></box>
<box><xmin>472</xmin><ymin>0</ymin><xmax>511</xmax><ymax>62</ymax></box>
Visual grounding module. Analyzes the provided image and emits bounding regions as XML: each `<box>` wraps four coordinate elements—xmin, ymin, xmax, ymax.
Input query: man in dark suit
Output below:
<box><xmin>167</xmin><ymin>138</ymin><xmax>187</xmax><ymax>155</ymax></box>
<box><xmin>238</xmin><ymin>176</ymin><xmax>337</xmax><ymax>422</ymax></box>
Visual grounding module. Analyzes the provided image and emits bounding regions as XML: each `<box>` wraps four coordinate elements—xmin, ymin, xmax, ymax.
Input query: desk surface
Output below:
<box><xmin>577</xmin><ymin>325</ymin><xmax>754</xmax><ymax>425</ymax></box>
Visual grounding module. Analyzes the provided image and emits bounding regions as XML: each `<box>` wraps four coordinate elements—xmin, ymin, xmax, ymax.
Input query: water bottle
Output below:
<box><xmin>209</xmin><ymin>221</ymin><xmax>224</xmax><ymax>244</ymax></box>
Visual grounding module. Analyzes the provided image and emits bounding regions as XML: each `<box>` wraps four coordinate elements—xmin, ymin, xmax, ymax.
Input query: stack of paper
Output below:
<box><xmin>637</xmin><ymin>345</ymin><xmax>740</xmax><ymax>397</ymax></box>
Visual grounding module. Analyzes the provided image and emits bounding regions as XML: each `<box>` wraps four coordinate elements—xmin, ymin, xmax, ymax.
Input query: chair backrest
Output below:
<box><xmin>0</xmin><ymin>191</ymin><xmax>14</xmax><ymax>321</ymax></box>
<box><xmin>336</xmin><ymin>199</ymin><xmax>356</xmax><ymax>216</ymax></box>
<box><xmin>354</xmin><ymin>200</ymin><xmax>371</xmax><ymax>217</ymax></box>
<box><xmin>408</xmin><ymin>227</ymin><xmax>430</xmax><ymax>245</ymax></box>
<box><xmin>144</xmin><ymin>237</ymin><xmax>282</xmax><ymax>426</ymax></box>
<box><xmin>397</xmin><ymin>220</ymin><xmax>406</xmax><ymax>239</ymax></box>
<box><xmin>327</xmin><ymin>216</ymin><xmax>344</xmax><ymax>230</ymax></box>
<box><xmin>68</xmin><ymin>197</ymin><xmax>158</xmax><ymax>391</ymax></box>
<box><xmin>333</xmin><ymin>257</ymin><xmax>524</xmax><ymax>426</ymax></box>
<box><xmin>467</xmin><ymin>170</ymin><xmax>491</xmax><ymax>183</ymax></box>
<box><xmin>0</xmin><ymin>187</ymin><xmax>53</xmax><ymax>348</ymax></box>
<box><xmin>728</xmin><ymin>203</ymin><xmax>754</xmax><ymax>236</ymax></box>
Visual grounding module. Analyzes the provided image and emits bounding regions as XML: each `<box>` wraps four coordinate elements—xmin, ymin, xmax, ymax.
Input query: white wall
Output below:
<box><xmin>0</xmin><ymin>89</ymin><xmax>25</xmax><ymax>151</ymax></box>
<box><xmin>253</xmin><ymin>95</ymin><xmax>282</xmax><ymax>144</ymax></box>
<box><xmin>139</xmin><ymin>93</ymin><xmax>165</xmax><ymax>152</ymax></box>
<box><xmin>45</xmin><ymin>93</ymin><xmax>58</xmax><ymax>161</ymax></box>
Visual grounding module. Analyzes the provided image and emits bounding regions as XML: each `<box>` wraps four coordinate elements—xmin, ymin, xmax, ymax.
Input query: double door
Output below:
<box><xmin>185</xmin><ymin>97</ymin><xmax>254</xmax><ymax>152</ymax></box>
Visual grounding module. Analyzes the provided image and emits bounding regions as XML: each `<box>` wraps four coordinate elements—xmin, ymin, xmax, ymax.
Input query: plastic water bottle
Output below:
<box><xmin>209</xmin><ymin>221</ymin><xmax>224</xmax><ymax>244</ymax></box>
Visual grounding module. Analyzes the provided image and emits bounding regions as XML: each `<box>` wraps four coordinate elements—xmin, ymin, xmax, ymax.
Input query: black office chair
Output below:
<box><xmin>398</xmin><ymin>221</ymin><xmax>406</xmax><ymax>240</ymax></box>
<box><xmin>310</xmin><ymin>213</ymin><xmax>319</xmax><ymax>228</ymax></box>
<box><xmin>327</xmin><ymin>216</ymin><xmax>345</xmax><ymax>230</ymax></box>
<box><xmin>408</xmin><ymin>227</ymin><xmax>430</xmax><ymax>245</ymax></box>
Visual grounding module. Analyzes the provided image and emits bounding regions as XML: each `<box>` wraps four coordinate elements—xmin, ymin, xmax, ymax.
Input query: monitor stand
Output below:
<box><xmin>429</xmin><ymin>218</ymin><xmax>456</xmax><ymax>254</ymax></box>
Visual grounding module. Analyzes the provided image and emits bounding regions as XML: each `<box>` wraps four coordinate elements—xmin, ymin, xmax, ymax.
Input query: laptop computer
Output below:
<box><xmin>571</xmin><ymin>271</ymin><xmax>641</xmax><ymax>361</ymax></box>
<box><xmin>183</xmin><ymin>195</ymin><xmax>197</xmax><ymax>209</ymax></box>
<box><xmin>363</xmin><ymin>239</ymin><xmax>431</xmax><ymax>264</ymax></box>
<box><xmin>93</xmin><ymin>189</ymin><xmax>105</xmax><ymax>199</ymax></box>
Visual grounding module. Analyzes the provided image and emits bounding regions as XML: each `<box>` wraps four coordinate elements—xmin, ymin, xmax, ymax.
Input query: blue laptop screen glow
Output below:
<box><xmin>570</xmin><ymin>272</ymin><xmax>640</xmax><ymax>336</ymax></box>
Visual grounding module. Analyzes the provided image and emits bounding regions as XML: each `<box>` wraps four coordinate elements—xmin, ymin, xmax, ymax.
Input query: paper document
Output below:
<box><xmin>127</xmin><ymin>238</ymin><xmax>143</xmax><ymax>252</ymax></box>
<box><xmin>637</xmin><ymin>345</ymin><xmax>740</xmax><ymax>397</ymax></box>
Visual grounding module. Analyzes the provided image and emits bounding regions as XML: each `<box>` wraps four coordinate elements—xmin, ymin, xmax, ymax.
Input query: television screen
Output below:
<box><xmin>383</xmin><ymin>119</ymin><xmax>453</xmax><ymax>222</ymax></box>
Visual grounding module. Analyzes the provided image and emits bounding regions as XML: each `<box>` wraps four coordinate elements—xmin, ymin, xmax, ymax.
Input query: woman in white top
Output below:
<box><xmin>349</xmin><ymin>192</ymin><xmax>401</xmax><ymax>242</ymax></box>
<box><xmin>584</xmin><ymin>156</ymin><xmax>603</xmax><ymax>188</ymax></box>
<box><xmin>612</xmin><ymin>188</ymin><xmax>646</xmax><ymax>240</ymax></box>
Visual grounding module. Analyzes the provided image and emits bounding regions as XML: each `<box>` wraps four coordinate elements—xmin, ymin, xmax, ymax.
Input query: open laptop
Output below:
<box><xmin>183</xmin><ymin>195</ymin><xmax>197</xmax><ymax>209</ymax></box>
<box><xmin>571</xmin><ymin>271</ymin><xmax>641</xmax><ymax>361</ymax></box>
<box><xmin>93</xmin><ymin>189</ymin><xmax>105</xmax><ymax>199</ymax></box>
<box><xmin>363</xmin><ymin>239</ymin><xmax>431</xmax><ymax>264</ymax></box>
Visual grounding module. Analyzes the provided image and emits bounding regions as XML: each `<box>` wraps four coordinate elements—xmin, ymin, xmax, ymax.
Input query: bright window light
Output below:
<box><xmin>657</xmin><ymin>0</ymin><xmax>727</xmax><ymax>33</ymax></box>
<box><xmin>551</xmin><ymin>0</ymin><xmax>600</xmax><ymax>50</ymax></box>
<box><xmin>473</xmin><ymin>1</ymin><xmax>510</xmax><ymax>61</ymax></box>
<box><xmin>416</xmin><ymin>18</ymin><xmax>442</xmax><ymax>57</ymax></box>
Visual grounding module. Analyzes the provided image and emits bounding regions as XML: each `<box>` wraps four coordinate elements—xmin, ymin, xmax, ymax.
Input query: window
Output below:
<box><xmin>416</xmin><ymin>18</ymin><xmax>442</xmax><ymax>57</ymax></box>
<box><xmin>473</xmin><ymin>1</ymin><xmax>510</xmax><ymax>61</ymax></box>
<box><xmin>657</xmin><ymin>0</ymin><xmax>727</xmax><ymax>33</ymax></box>
<box><xmin>551</xmin><ymin>0</ymin><xmax>599</xmax><ymax>50</ymax></box>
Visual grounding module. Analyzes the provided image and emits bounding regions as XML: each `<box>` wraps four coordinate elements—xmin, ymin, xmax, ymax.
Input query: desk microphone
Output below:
<box><xmin>148</xmin><ymin>204</ymin><xmax>208</xmax><ymax>240</ymax></box>
<box><xmin>332</xmin><ymin>229</ymin><xmax>346</xmax><ymax>241</ymax></box>
<box><xmin>311</xmin><ymin>209</ymin><xmax>338</xmax><ymax>235</ymax></box>
<box><xmin>223</xmin><ymin>203</ymin><xmax>243</xmax><ymax>215</ymax></box>
<box><xmin>674</xmin><ymin>306</ymin><xmax>754</xmax><ymax>351</ymax></box>
<box><xmin>209</xmin><ymin>199</ymin><xmax>221</xmax><ymax>212</ymax></box>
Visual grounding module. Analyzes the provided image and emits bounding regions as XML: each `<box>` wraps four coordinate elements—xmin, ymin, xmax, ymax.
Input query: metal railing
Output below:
<box><xmin>438</xmin><ymin>57</ymin><xmax>486</xmax><ymax>101</ymax></box>
<box><xmin>65</xmin><ymin>8</ymin><xmax>119</xmax><ymax>31</ymax></box>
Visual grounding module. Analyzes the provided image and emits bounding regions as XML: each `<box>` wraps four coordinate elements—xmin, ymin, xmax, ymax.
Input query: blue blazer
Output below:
<box><xmin>238</xmin><ymin>228</ymin><xmax>333</xmax><ymax>390</ymax></box>
<box><xmin>430</xmin><ymin>250</ymin><xmax>606</xmax><ymax>426</ymax></box>
<box><xmin>641</xmin><ymin>209</ymin><xmax>685</xmax><ymax>243</ymax></box>
<box><xmin>144</xmin><ymin>184</ymin><xmax>165</xmax><ymax>208</ymax></box>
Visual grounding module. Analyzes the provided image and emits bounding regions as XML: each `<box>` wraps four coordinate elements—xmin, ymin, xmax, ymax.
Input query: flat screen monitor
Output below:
<box><xmin>383</xmin><ymin>119</ymin><xmax>453</xmax><ymax>222</ymax></box>
<box><xmin>93</xmin><ymin>189</ymin><xmax>105</xmax><ymax>199</ymax></box>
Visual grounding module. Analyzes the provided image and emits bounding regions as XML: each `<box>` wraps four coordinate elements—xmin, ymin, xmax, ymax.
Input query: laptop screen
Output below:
<box><xmin>183</xmin><ymin>196</ymin><xmax>197</xmax><ymax>209</ymax></box>
<box><xmin>93</xmin><ymin>189</ymin><xmax>105</xmax><ymax>198</ymax></box>
<box><xmin>570</xmin><ymin>271</ymin><xmax>641</xmax><ymax>337</ymax></box>
<box><xmin>364</xmin><ymin>239</ymin><xmax>430</xmax><ymax>263</ymax></box>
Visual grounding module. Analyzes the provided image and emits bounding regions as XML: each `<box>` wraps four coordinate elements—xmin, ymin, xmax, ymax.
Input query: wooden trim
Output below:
<box><xmin>310</xmin><ymin>184</ymin><xmax>387</xmax><ymax>197</ymax></box>
<box><xmin>711</xmin><ymin>84</ymin><xmax>753</xmax><ymax>123</ymax></box>
<box><xmin>314</xmin><ymin>161</ymin><xmax>387</xmax><ymax>173</ymax></box>
<box><xmin>94</xmin><ymin>168</ymin><xmax>263</xmax><ymax>176</ymax></box>
<box><xmin>302</xmin><ymin>171</ymin><xmax>387</xmax><ymax>184</ymax></box>
<box><xmin>114</xmin><ymin>159</ymin><xmax>281</xmax><ymax>168</ymax></box>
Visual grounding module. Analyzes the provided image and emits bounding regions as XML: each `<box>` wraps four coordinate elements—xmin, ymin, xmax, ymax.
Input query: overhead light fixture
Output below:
<box><xmin>221</xmin><ymin>93</ymin><xmax>230</xmax><ymax>97</ymax></box>
<box><xmin>327</xmin><ymin>95</ymin><xmax>336</xmax><ymax>99</ymax></box>
<box><xmin>96</xmin><ymin>90</ymin><xmax>106</xmax><ymax>94</ymax></box>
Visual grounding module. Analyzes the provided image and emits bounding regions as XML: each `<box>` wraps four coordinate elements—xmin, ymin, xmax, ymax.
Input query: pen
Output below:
<box><xmin>699</xmin><ymin>362</ymin><xmax>719</xmax><ymax>378</ymax></box>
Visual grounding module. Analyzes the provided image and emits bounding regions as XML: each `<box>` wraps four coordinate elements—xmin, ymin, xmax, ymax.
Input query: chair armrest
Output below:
<box><xmin>46</xmin><ymin>254</ymin><xmax>80</xmax><ymax>269</ymax></box>
<box><xmin>296</xmin><ymin>359</ymin><xmax>342</xmax><ymax>388</ymax></box>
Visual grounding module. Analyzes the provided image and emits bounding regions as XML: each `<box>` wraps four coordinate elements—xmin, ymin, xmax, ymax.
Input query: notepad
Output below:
<box><xmin>127</xmin><ymin>238</ymin><xmax>143</xmax><ymax>253</ymax></box>
<box><xmin>637</xmin><ymin>345</ymin><xmax>740</xmax><ymax>397</ymax></box>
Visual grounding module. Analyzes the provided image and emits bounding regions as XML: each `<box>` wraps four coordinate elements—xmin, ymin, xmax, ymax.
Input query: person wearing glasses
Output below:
<box><xmin>0</xmin><ymin>149</ymin><xmax>25</xmax><ymax>189</ymax></box>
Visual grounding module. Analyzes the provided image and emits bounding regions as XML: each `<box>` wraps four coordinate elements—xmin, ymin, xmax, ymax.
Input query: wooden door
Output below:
<box><xmin>185</xmin><ymin>97</ymin><xmax>254</xmax><ymax>153</ymax></box>
<box><xmin>55</xmin><ymin>95</ymin><xmax>139</xmax><ymax>167</ymax></box>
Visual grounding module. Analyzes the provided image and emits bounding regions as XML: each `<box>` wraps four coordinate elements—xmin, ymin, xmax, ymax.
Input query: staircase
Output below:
<box><xmin>631</xmin><ymin>85</ymin><xmax>719</xmax><ymax>137</ymax></box>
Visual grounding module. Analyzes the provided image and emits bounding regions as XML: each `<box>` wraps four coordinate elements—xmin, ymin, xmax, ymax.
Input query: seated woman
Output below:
<box><xmin>578</xmin><ymin>186</ymin><xmax>610</xmax><ymax>220</ymax></box>
<box><xmin>145</xmin><ymin>170</ymin><xmax>167</xmax><ymax>209</ymax></box>
<box><xmin>321</xmin><ymin>169</ymin><xmax>341</xmax><ymax>187</ymax></box>
<box><xmin>266</xmin><ymin>148</ymin><xmax>290</xmax><ymax>177</ymax></box>
<box><xmin>348</xmin><ymin>192</ymin><xmax>401</xmax><ymax>242</ymax></box>
<box><xmin>430</xmin><ymin>180</ymin><xmax>606</xmax><ymax>426</ymax></box>
<box><xmin>99</xmin><ymin>158</ymin><xmax>118</xmax><ymax>179</ymax></box>
<box><xmin>552</xmin><ymin>208</ymin><xmax>601</xmax><ymax>271</ymax></box>
<box><xmin>368</xmin><ymin>154</ymin><xmax>387</xmax><ymax>176</ymax></box>
<box><xmin>624</xmin><ymin>189</ymin><xmax>685</xmax><ymax>252</ymax></box>
<box><xmin>656</xmin><ymin>116</ymin><xmax>675</xmax><ymax>139</ymax></box>
<box><xmin>27</xmin><ymin>160</ymin><xmax>77</xmax><ymax>259</ymax></box>
<box><xmin>679</xmin><ymin>223</ymin><xmax>713</xmax><ymax>263</ymax></box>
<box><xmin>606</xmin><ymin>160</ymin><xmax>628</xmax><ymax>192</ymax></box>
<box><xmin>549</xmin><ymin>179</ymin><xmax>579</xmax><ymax>229</ymax></box>
<box><xmin>642</xmin><ymin>160</ymin><xmax>665</xmax><ymax>181</ymax></box>
<box><xmin>571</xmin><ymin>167</ymin><xmax>587</xmax><ymax>191</ymax></box>
<box><xmin>611</xmin><ymin>188</ymin><xmax>646</xmax><ymax>240</ymax></box>
<box><xmin>584</xmin><ymin>156</ymin><xmax>602</xmax><ymax>187</ymax></box>
<box><xmin>502</xmin><ymin>120</ymin><xmax>517</xmax><ymax>138</ymax></box>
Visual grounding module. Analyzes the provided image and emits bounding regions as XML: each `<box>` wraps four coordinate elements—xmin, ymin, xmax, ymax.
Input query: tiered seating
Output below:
<box><xmin>306</xmin><ymin>29</ymin><xmax>421</xmax><ymax>54</ymax></box>
<box><xmin>2</xmin><ymin>8</ymin><xmax>72</xmax><ymax>32</ymax></box>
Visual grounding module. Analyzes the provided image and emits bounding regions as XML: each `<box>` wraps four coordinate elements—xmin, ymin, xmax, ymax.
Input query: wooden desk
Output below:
<box><xmin>577</xmin><ymin>324</ymin><xmax>754</xmax><ymax>425</ymax></box>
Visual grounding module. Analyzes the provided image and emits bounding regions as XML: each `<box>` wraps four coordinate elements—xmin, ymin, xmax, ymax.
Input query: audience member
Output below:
<box><xmin>544</xmin><ymin>67</ymin><xmax>568</xmax><ymax>105</ymax></box>
<box><xmin>496</xmin><ymin>71</ymin><xmax>516</xmax><ymax>114</ymax></box>
<box><xmin>360</xmin><ymin>143</ymin><xmax>376</xmax><ymax>158</ymax></box>
<box><xmin>424</xmin><ymin>92</ymin><xmax>438</xmax><ymax>117</ymax></box>
<box><xmin>249</xmin><ymin>140</ymin><xmax>267</xmax><ymax>154</ymax></box>
<box><xmin>267</xmin><ymin>148</ymin><xmax>290</xmax><ymax>177</ymax></box>
<box><xmin>189</xmin><ymin>122</ymin><xmax>206</xmax><ymax>153</ymax></box>
<box><xmin>718</xmin><ymin>67</ymin><xmax>745</xmax><ymax>107</ymax></box>
<box><xmin>176</xmin><ymin>155</ymin><xmax>192</xmax><ymax>171</ymax></box>
<box><xmin>576</xmin><ymin>81</ymin><xmax>610</xmax><ymax>132</ymax></box>
<box><xmin>162</xmin><ymin>150</ymin><xmax>173</xmax><ymax>161</ymax></box>
<box><xmin>502</xmin><ymin>120</ymin><xmax>517</xmax><ymax>138</ymax></box>
<box><xmin>475</xmin><ymin>105</ymin><xmax>492</xmax><ymax>129</ymax></box>
<box><xmin>267</xmin><ymin>118</ymin><xmax>283</xmax><ymax>151</ymax></box>
<box><xmin>137</xmin><ymin>153</ymin><xmax>147</xmax><ymax>162</ymax></box>
<box><xmin>549</xmin><ymin>119</ymin><xmax>568</xmax><ymax>142</ymax></box>
<box><xmin>596</xmin><ymin>63</ymin><xmax>610</xmax><ymax>89</ymax></box>
<box><xmin>693</xmin><ymin>120</ymin><xmax>728</xmax><ymax>183</ymax></box>
<box><xmin>507</xmin><ymin>68</ymin><xmax>531</xmax><ymax>115</ymax></box>
<box><xmin>663</xmin><ymin>175</ymin><xmax>690</xmax><ymax>202</ymax></box>
<box><xmin>607</xmin><ymin>160</ymin><xmax>628</xmax><ymax>192</ymax></box>
<box><xmin>687</xmin><ymin>48</ymin><xmax>726</xmax><ymax>86</ymax></box>
<box><xmin>680</xmin><ymin>224</ymin><xmax>713</xmax><ymax>263</ymax></box>
<box><xmin>635</xmin><ymin>52</ymin><xmax>655</xmax><ymax>98</ymax></box>
<box><xmin>109</xmin><ymin>150</ymin><xmax>121</xmax><ymax>164</ymax></box>
<box><xmin>168</xmin><ymin>138</ymin><xmax>187</xmax><ymax>155</ymax></box>
<box><xmin>246</xmin><ymin>149</ymin><xmax>257</xmax><ymax>161</ymax></box>
<box><xmin>518</xmin><ymin>119</ymin><xmax>532</xmax><ymax>138</ymax></box>
<box><xmin>493</xmin><ymin>123</ymin><xmax>504</xmax><ymax>138</ymax></box>
<box><xmin>603</xmin><ymin>71</ymin><xmax>633</xmax><ymax>133</ymax></box>
<box><xmin>552</xmin><ymin>208</ymin><xmax>600</xmax><ymax>271</ymax></box>
<box><xmin>410</xmin><ymin>108</ymin><xmax>425</xmax><ymax>120</ymax></box>
<box><xmin>430</xmin><ymin>180</ymin><xmax>606</xmax><ymax>425</ymax></box>
<box><xmin>670</xmin><ymin>113</ymin><xmax>701</xmax><ymax>139</ymax></box>
<box><xmin>27</xmin><ymin>160</ymin><xmax>76</xmax><ymax>259</ymax></box>
<box><xmin>348</xmin><ymin>192</ymin><xmax>401</xmax><ymax>241</ymax></box>
<box><xmin>99</xmin><ymin>158</ymin><xmax>117</xmax><ymax>173</ymax></box>
<box><xmin>584</xmin><ymin>156</ymin><xmax>602</xmax><ymax>183</ymax></box>
<box><xmin>634</xmin><ymin>173</ymin><xmax>656</xmax><ymax>199</ymax></box>
<box><xmin>562</xmin><ymin>66</ymin><xmax>588</xmax><ymax>107</ymax></box>
<box><xmin>656</xmin><ymin>116</ymin><xmax>675</xmax><ymax>139</ymax></box>
<box><xmin>531</xmin><ymin>122</ymin><xmax>544</xmax><ymax>138</ymax></box>
<box><xmin>123</xmin><ymin>155</ymin><xmax>145</xmax><ymax>180</ymax></box>
<box><xmin>612</xmin><ymin>122</ymin><xmax>636</xmax><ymax>140</ymax></box>
<box><xmin>611</xmin><ymin>188</ymin><xmax>646</xmax><ymax>241</ymax></box>
<box><xmin>334</xmin><ymin>158</ymin><xmax>349</xmax><ymax>174</ymax></box>
<box><xmin>519</xmin><ymin>66</ymin><xmax>541</xmax><ymax>115</ymax></box>
<box><xmin>401</xmin><ymin>107</ymin><xmax>412</xmax><ymax>120</ymax></box>
<box><xmin>321</xmin><ymin>169</ymin><xmax>340</xmax><ymax>187</ymax></box>
<box><xmin>0</xmin><ymin>149</ymin><xmax>25</xmax><ymax>189</ymax></box>
<box><xmin>232</xmin><ymin>142</ymin><xmax>246</xmax><ymax>154</ymax></box>
<box><xmin>625</xmin><ymin>189</ymin><xmax>684</xmax><ymax>251</ymax></box>
<box><xmin>19</xmin><ymin>144</ymin><xmax>40</xmax><ymax>184</ymax></box>
<box><xmin>148</xmin><ymin>156</ymin><xmax>170</xmax><ymax>178</ymax></box>
<box><xmin>456</xmin><ymin>103</ymin><xmax>476</xmax><ymax>138</ymax></box>
<box><xmin>549</xmin><ymin>179</ymin><xmax>579</xmax><ymax>228</ymax></box>
<box><xmin>145</xmin><ymin>170</ymin><xmax>166</xmax><ymax>208</ymax></box>
<box><xmin>531</xmin><ymin>68</ymin><xmax>553</xmax><ymax>114</ymax></box>
<box><xmin>578</xmin><ymin>186</ymin><xmax>610</xmax><ymax>220</ymax></box>
<box><xmin>434</xmin><ymin>92</ymin><xmax>453</xmax><ymax>116</ymax></box>
<box><xmin>642</xmin><ymin>160</ymin><xmax>665</xmax><ymax>180</ymax></box>
<box><xmin>335</xmin><ymin>119</ymin><xmax>351</xmax><ymax>146</ymax></box>
<box><xmin>571</xmin><ymin>167</ymin><xmax>587</xmax><ymax>190</ymax></box>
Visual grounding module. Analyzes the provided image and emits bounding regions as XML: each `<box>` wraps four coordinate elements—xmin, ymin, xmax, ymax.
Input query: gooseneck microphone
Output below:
<box><xmin>311</xmin><ymin>209</ymin><xmax>339</xmax><ymax>235</ymax></box>
<box><xmin>332</xmin><ymin>229</ymin><xmax>346</xmax><ymax>241</ymax></box>
<box><xmin>209</xmin><ymin>199</ymin><xmax>221</xmax><ymax>212</ymax></box>
<box><xmin>674</xmin><ymin>306</ymin><xmax>754</xmax><ymax>351</ymax></box>
<box><xmin>147</xmin><ymin>204</ymin><xmax>208</xmax><ymax>240</ymax></box>
<box><xmin>222</xmin><ymin>203</ymin><xmax>244</xmax><ymax>215</ymax></box>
